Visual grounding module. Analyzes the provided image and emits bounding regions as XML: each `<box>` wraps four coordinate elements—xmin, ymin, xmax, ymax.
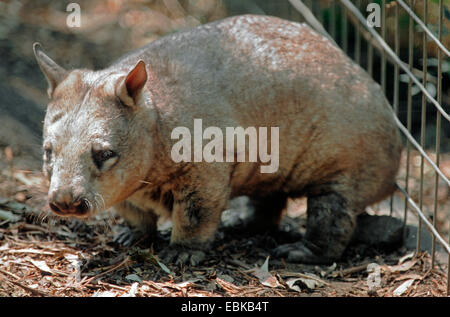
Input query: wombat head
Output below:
<box><xmin>34</xmin><ymin>43</ymin><xmax>155</xmax><ymax>219</ymax></box>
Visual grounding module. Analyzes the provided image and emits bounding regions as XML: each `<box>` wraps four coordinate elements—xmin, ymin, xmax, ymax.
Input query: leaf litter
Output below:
<box><xmin>0</xmin><ymin>152</ymin><xmax>449</xmax><ymax>297</ymax></box>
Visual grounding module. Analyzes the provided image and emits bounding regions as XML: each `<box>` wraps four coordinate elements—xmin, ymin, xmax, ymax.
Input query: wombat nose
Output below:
<box><xmin>49</xmin><ymin>189</ymin><xmax>89</xmax><ymax>216</ymax></box>
<box><xmin>73</xmin><ymin>199</ymin><xmax>90</xmax><ymax>215</ymax></box>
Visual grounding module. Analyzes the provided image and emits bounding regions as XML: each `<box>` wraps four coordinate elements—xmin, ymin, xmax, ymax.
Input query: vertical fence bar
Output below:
<box><xmin>394</xmin><ymin>1</ymin><xmax>400</xmax><ymax>116</ymax></box>
<box><xmin>318</xmin><ymin>1</ymin><xmax>324</xmax><ymax>26</ymax></box>
<box><xmin>289</xmin><ymin>0</ymin><xmax>302</xmax><ymax>22</ymax></box>
<box><xmin>367</xmin><ymin>0</ymin><xmax>374</xmax><ymax>76</ymax></box>
<box><xmin>403</xmin><ymin>0</ymin><xmax>414</xmax><ymax>235</ymax></box>
<box><xmin>379</xmin><ymin>0</ymin><xmax>388</xmax><ymax>224</ymax></box>
<box><xmin>313</xmin><ymin>0</ymin><xmax>323</xmax><ymax>26</ymax></box>
<box><xmin>368</xmin><ymin>40</ymin><xmax>374</xmax><ymax>76</ymax></box>
<box><xmin>341</xmin><ymin>6</ymin><xmax>348</xmax><ymax>53</ymax></box>
<box><xmin>416</xmin><ymin>0</ymin><xmax>428</xmax><ymax>255</ymax></box>
<box><xmin>355</xmin><ymin>0</ymin><xmax>361</xmax><ymax>64</ymax></box>
<box><xmin>431</xmin><ymin>0</ymin><xmax>443</xmax><ymax>269</ymax></box>
<box><xmin>330</xmin><ymin>0</ymin><xmax>337</xmax><ymax>39</ymax></box>
<box><xmin>390</xmin><ymin>1</ymin><xmax>401</xmax><ymax>217</ymax></box>
<box><xmin>381</xmin><ymin>0</ymin><xmax>387</xmax><ymax>93</ymax></box>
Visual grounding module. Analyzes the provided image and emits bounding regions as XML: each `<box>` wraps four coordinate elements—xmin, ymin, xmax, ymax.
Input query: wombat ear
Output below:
<box><xmin>33</xmin><ymin>43</ymin><xmax>67</xmax><ymax>99</ymax></box>
<box><xmin>115</xmin><ymin>60</ymin><xmax>147</xmax><ymax>108</ymax></box>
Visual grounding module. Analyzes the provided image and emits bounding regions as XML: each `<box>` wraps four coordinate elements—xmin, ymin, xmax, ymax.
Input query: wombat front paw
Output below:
<box><xmin>273</xmin><ymin>241</ymin><xmax>335</xmax><ymax>264</ymax></box>
<box><xmin>159</xmin><ymin>246</ymin><xmax>206</xmax><ymax>266</ymax></box>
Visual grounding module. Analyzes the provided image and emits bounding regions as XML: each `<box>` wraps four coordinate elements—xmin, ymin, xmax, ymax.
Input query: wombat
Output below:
<box><xmin>34</xmin><ymin>15</ymin><xmax>402</xmax><ymax>264</ymax></box>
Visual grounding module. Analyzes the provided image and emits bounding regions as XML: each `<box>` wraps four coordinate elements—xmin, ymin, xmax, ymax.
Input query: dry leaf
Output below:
<box><xmin>150</xmin><ymin>254</ymin><xmax>174</xmax><ymax>276</ymax></box>
<box><xmin>247</xmin><ymin>256</ymin><xmax>280</xmax><ymax>288</ymax></box>
<box><xmin>125</xmin><ymin>273</ymin><xmax>142</xmax><ymax>283</ymax></box>
<box><xmin>393</xmin><ymin>279</ymin><xmax>415</xmax><ymax>296</ymax></box>
<box><xmin>215</xmin><ymin>277</ymin><xmax>241</xmax><ymax>294</ymax></box>
<box><xmin>64</xmin><ymin>254</ymin><xmax>82</xmax><ymax>282</ymax></box>
<box><xmin>398</xmin><ymin>252</ymin><xmax>415</xmax><ymax>264</ymax></box>
<box><xmin>28</xmin><ymin>259</ymin><xmax>53</xmax><ymax>274</ymax></box>
<box><xmin>286</xmin><ymin>278</ymin><xmax>303</xmax><ymax>293</ymax></box>
<box><xmin>286</xmin><ymin>273</ymin><xmax>325</xmax><ymax>292</ymax></box>
<box><xmin>120</xmin><ymin>282</ymin><xmax>139</xmax><ymax>297</ymax></box>
<box><xmin>176</xmin><ymin>279</ymin><xmax>200</xmax><ymax>288</ymax></box>
<box><xmin>388</xmin><ymin>260</ymin><xmax>417</xmax><ymax>273</ymax></box>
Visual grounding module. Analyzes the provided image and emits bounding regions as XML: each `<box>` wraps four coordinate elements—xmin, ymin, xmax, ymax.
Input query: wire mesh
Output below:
<box><xmin>290</xmin><ymin>0</ymin><xmax>450</xmax><ymax>295</ymax></box>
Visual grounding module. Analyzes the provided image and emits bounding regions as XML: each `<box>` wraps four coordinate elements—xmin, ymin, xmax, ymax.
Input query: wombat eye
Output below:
<box><xmin>92</xmin><ymin>149</ymin><xmax>118</xmax><ymax>170</ymax></box>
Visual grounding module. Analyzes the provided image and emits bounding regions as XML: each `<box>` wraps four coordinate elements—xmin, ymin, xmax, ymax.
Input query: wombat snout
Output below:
<box><xmin>48</xmin><ymin>188</ymin><xmax>90</xmax><ymax>217</ymax></box>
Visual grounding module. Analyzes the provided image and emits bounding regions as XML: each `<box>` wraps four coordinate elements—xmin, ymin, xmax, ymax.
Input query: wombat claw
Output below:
<box><xmin>273</xmin><ymin>242</ymin><xmax>332</xmax><ymax>264</ymax></box>
<box><xmin>113</xmin><ymin>226</ymin><xmax>145</xmax><ymax>246</ymax></box>
<box><xmin>159</xmin><ymin>246</ymin><xmax>206</xmax><ymax>266</ymax></box>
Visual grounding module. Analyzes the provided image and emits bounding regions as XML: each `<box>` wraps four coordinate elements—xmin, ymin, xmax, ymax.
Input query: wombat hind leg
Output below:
<box><xmin>273</xmin><ymin>192</ymin><xmax>356</xmax><ymax>264</ymax></box>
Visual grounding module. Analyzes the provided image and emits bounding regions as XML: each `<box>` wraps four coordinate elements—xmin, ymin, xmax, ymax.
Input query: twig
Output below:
<box><xmin>97</xmin><ymin>280</ymin><xmax>129</xmax><ymax>291</ymax></box>
<box><xmin>82</xmin><ymin>256</ymin><xmax>131</xmax><ymax>285</ymax></box>
<box><xmin>0</xmin><ymin>268</ymin><xmax>21</xmax><ymax>280</ymax></box>
<box><xmin>7</xmin><ymin>279</ymin><xmax>51</xmax><ymax>296</ymax></box>
<box><xmin>0</xmin><ymin>271</ymin><xmax>51</xmax><ymax>297</ymax></box>
<box><xmin>237</xmin><ymin>269</ymin><xmax>254</xmax><ymax>282</ymax></box>
<box><xmin>225</xmin><ymin>258</ymin><xmax>251</xmax><ymax>270</ymax></box>
<box><xmin>338</xmin><ymin>263</ymin><xmax>370</xmax><ymax>276</ymax></box>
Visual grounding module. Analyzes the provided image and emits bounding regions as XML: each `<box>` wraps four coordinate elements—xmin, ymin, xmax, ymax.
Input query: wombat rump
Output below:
<box><xmin>34</xmin><ymin>15</ymin><xmax>402</xmax><ymax>264</ymax></box>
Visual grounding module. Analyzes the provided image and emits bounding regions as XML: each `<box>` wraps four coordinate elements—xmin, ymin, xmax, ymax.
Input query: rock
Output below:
<box><xmin>353</xmin><ymin>214</ymin><xmax>404</xmax><ymax>250</ymax></box>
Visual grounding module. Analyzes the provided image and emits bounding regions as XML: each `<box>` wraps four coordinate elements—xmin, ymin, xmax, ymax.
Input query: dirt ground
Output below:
<box><xmin>0</xmin><ymin>151</ymin><xmax>448</xmax><ymax>297</ymax></box>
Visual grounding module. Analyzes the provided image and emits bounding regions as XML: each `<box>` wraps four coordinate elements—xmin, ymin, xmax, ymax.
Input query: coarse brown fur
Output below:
<box><xmin>34</xmin><ymin>15</ymin><xmax>402</xmax><ymax>264</ymax></box>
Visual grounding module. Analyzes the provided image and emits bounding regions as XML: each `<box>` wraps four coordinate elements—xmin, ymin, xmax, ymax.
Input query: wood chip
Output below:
<box><xmin>394</xmin><ymin>274</ymin><xmax>423</xmax><ymax>282</ymax></box>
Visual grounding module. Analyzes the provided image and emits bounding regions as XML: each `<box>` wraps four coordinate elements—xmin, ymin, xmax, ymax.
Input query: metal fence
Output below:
<box><xmin>288</xmin><ymin>0</ymin><xmax>449</xmax><ymax>294</ymax></box>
